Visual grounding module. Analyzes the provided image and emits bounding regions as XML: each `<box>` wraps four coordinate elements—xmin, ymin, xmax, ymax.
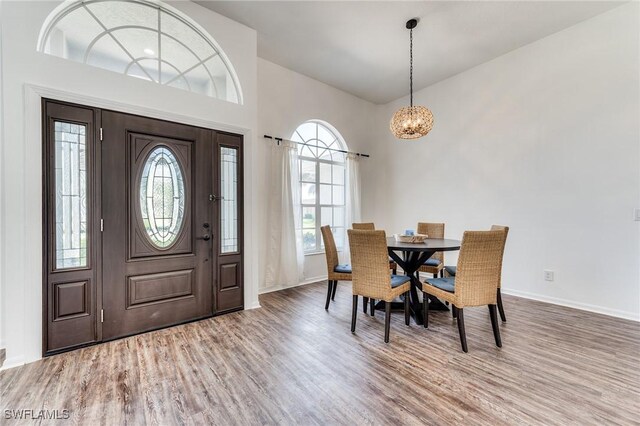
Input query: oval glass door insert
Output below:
<box><xmin>140</xmin><ymin>146</ymin><xmax>185</xmax><ymax>248</ymax></box>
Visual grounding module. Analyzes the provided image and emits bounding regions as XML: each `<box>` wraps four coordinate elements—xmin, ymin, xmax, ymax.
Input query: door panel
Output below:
<box><xmin>214</xmin><ymin>133</ymin><xmax>244</xmax><ymax>313</ymax></box>
<box><xmin>53</xmin><ymin>281</ymin><xmax>90</xmax><ymax>320</ymax></box>
<box><xmin>101</xmin><ymin>111</ymin><xmax>212</xmax><ymax>340</ymax></box>
<box><xmin>126</xmin><ymin>269</ymin><xmax>194</xmax><ymax>308</ymax></box>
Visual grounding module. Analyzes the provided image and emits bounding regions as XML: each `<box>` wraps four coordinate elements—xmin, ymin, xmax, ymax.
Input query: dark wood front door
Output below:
<box><xmin>101</xmin><ymin>111</ymin><xmax>213</xmax><ymax>340</ymax></box>
<box><xmin>43</xmin><ymin>100</ymin><xmax>244</xmax><ymax>354</ymax></box>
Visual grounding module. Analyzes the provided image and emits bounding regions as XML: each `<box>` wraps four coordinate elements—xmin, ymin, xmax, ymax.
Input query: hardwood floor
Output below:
<box><xmin>2</xmin><ymin>281</ymin><xmax>639</xmax><ymax>425</ymax></box>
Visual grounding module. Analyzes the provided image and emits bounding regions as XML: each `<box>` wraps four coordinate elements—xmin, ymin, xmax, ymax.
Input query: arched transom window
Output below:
<box><xmin>292</xmin><ymin>121</ymin><xmax>347</xmax><ymax>253</ymax></box>
<box><xmin>38</xmin><ymin>0</ymin><xmax>242</xmax><ymax>103</ymax></box>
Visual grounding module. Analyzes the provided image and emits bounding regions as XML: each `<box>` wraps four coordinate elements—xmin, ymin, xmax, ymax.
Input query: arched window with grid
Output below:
<box><xmin>292</xmin><ymin>121</ymin><xmax>347</xmax><ymax>253</ymax></box>
<box><xmin>38</xmin><ymin>0</ymin><xmax>242</xmax><ymax>103</ymax></box>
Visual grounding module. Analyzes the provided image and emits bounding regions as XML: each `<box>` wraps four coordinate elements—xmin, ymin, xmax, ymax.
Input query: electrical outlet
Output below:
<box><xmin>635</xmin><ymin>208</ymin><xmax>640</xmax><ymax>221</ymax></box>
<box><xmin>544</xmin><ymin>270</ymin><xmax>554</xmax><ymax>282</ymax></box>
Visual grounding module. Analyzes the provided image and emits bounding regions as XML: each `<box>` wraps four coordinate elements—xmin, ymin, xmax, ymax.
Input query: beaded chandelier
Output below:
<box><xmin>390</xmin><ymin>19</ymin><xmax>434</xmax><ymax>140</ymax></box>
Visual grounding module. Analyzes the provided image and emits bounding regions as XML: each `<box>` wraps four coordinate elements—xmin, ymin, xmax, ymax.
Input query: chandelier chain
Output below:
<box><xmin>410</xmin><ymin>27</ymin><xmax>413</xmax><ymax>107</ymax></box>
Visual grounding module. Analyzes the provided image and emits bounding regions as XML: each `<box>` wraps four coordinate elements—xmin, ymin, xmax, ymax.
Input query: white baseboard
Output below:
<box><xmin>245</xmin><ymin>301</ymin><xmax>262</xmax><ymax>310</ymax></box>
<box><xmin>257</xmin><ymin>279</ymin><xmax>640</xmax><ymax>322</ymax></box>
<box><xmin>0</xmin><ymin>355</ymin><xmax>26</xmax><ymax>371</ymax></box>
<box><xmin>259</xmin><ymin>275</ymin><xmax>328</xmax><ymax>295</ymax></box>
<box><xmin>502</xmin><ymin>288</ymin><xmax>640</xmax><ymax>322</ymax></box>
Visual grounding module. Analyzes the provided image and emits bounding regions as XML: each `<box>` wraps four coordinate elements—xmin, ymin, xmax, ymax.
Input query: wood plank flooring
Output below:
<box><xmin>2</xmin><ymin>281</ymin><xmax>639</xmax><ymax>425</ymax></box>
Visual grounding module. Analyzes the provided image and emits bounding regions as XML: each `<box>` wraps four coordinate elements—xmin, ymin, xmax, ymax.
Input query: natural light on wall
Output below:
<box><xmin>38</xmin><ymin>0</ymin><xmax>243</xmax><ymax>103</ymax></box>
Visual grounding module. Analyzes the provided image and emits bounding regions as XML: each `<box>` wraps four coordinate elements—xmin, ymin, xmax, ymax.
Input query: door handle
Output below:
<box><xmin>209</xmin><ymin>194</ymin><xmax>225</xmax><ymax>202</ymax></box>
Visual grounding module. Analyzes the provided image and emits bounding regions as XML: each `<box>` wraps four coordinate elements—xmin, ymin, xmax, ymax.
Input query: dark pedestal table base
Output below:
<box><xmin>386</xmin><ymin>249</ymin><xmax>449</xmax><ymax>325</ymax></box>
<box><xmin>374</xmin><ymin>294</ymin><xmax>448</xmax><ymax>317</ymax></box>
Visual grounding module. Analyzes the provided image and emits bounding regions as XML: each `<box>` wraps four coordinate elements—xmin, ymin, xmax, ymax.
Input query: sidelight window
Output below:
<box><xmin>220</xmin><ymin>146</ymin><xmax>239</xmax><ymax>254</ymax></box>
<box><xmin>55</xmin><ymin>121</ymin><xmax>88</xmax><ymax>268</ymax></box>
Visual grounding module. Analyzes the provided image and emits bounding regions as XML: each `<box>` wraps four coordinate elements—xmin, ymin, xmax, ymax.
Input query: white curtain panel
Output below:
<box><xmin>341</xmin><ymin>153</ymin><xmax>362</xmax><ymax>263</ymax></box>
<box><xmin>265</xmin><ymin>141</ymin><xmax>304</xmax><ymax>288</ymax></box>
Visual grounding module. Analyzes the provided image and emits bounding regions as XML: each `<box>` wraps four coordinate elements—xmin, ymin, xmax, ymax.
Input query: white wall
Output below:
<box><xmin>376</xmin><ymin>3</ymin><xmax>640</xmax><ymax>320</ymax></box>
<box><xmin>256</xmin><ymin>58</ymin><xmax>381</xmax><ymax>292</ymax></box>
<box><xmin>0</xmin><ymin>0</ymin><xmax>258</xmax><ymax>369</ymax></box>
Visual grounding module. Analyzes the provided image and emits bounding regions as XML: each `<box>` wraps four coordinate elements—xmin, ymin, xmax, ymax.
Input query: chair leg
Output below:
<box><xmin>497</xmin><ymin>289</ymin><xmax>506</xmax><ymax>322</ymax></box>
<box><xmin>423</xmin><ymin>293</ymin><xmax>429</xmax><ymax>328</ymax></box>
<box><xmin>440</xmin><ymin>269</ymin><xmax>444</xmax><ymax>278</ymax></box>
<box><xmin>404</xmin><ymin>292</ymin><xmax>410</xmax><ymax>326</ymax></box>
<box><xmin>325</xmin><ymin>280</ymin><xmax>333</xmax><ymax>310</ymax></box>
<box><xmin>363</xmin><ymin>297</ymin><xmax>369</xmax><ymax>314</ymax></box>
<box><xmin>457</xmin><ymin>308</ymin><xmax>468</xmax><ymax>353</ymax></box>
<box><xmin>370</xmin><ymin>298</ymin><xmax>375</xmax><ymax>316</ymax></box>
<box><xmin>351</xmin><ymin>295</ymin><xmax>358</xmax><ymax>333</ymax></box>
<box><xmin>452</xmin><ymin>305</ymin><xmax>458</xmax><ymax>319</ymax></box>
<box><xmin>331</xmin><ymin>280</ymin><xmax>338</xmax><ymax>301</ymax></box>
<box><xmin>392</xmin><ymin>266</ymin><xmax>397</xmax><ymax>275</ymax></box>
<box><xmin>384</xmin><ymin>302</ymin><xmax>391</xmax><ymax>343</ymax></box>
<box><xmin>489</xmin><ymin>304</ymin><xmax>502</xmax><ymax>348</ymax></box>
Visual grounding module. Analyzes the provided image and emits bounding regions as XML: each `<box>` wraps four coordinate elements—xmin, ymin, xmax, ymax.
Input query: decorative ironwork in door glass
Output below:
<box><xmin>139</xmin><ymin>146</ymin><xmax>185</xmax><ymax>248</ymax></box>
<box><xmin>220</xmin><ymin>146</ymin><xmax>238</xmax><ymax>253</ymax></box>
<box><xmin>55</xmin><ymin>121</ymin><xmax>88</xmax><ymax>268</ymax></box>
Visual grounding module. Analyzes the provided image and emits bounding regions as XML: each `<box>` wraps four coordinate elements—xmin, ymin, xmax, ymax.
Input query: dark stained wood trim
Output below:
<box><xmin>95</xmin><ymin>109</ymin><xmax>103</xmax><ymax>342</ymax></box>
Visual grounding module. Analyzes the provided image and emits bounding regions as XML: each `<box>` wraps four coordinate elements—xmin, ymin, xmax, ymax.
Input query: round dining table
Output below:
<box><xmin>382</xmin><ymin>237</ymin><xmax>461</xmax><ymax>325</ymax></box>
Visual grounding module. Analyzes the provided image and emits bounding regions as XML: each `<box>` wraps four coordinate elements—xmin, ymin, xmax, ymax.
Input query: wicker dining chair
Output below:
<box><xmin>417</xmin><ymin>222</ymin><xmax>445</xmax><ymax>278</ymax></box>
<box><xmin>348</xmin><ymin>229</ymin><xmax>411</xmax><ymax>343</ymax></box>
<box><xmin>443</xmin><ymin>225</ymin><xmax>509</xmax><ymax>322</ymax></box>
<box><xmin>422</xmin><ymin>230</ymin><xmax>507</xmax><ymax>352</ymax></box>
<box><xmin>321</xmin><ymin>225</ymin><xmax>352</xmax><ymax>310</ymax></box>
<box><xmin>352</xmin><ymin>222</ymin><xmax>398</xmax><ymax>315</ymax></box>
<box><xmin>352</xmin><ymin>222</ymin><xmax>376</xmax><ymax>230</ymax></box>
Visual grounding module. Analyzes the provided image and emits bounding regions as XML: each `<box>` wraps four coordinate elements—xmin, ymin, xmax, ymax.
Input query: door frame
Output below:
<box><xmin>32</xmin><ymin>85</ymin><xmax>255</xmax><ymax>357</ymax></box>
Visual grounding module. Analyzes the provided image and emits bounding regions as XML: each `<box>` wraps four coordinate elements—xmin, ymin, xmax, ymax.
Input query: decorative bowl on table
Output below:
<box><xmin>395</xmin><ymin>233</ymin><xmax>428</xmax><ymax>243</ymax></box>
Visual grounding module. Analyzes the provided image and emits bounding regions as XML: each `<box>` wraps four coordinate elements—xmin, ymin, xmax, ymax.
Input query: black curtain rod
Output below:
<box><xmin>263</xmin><ymin>134</ymin><xmax>370</xmax><ymax>158</ymax></box>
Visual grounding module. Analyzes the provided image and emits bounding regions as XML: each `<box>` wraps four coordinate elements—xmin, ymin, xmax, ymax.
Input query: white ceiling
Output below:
<box><xmin>197</xmin><ymin>1</ymin><xmax>624</xmax><ymax>104</ymax></box>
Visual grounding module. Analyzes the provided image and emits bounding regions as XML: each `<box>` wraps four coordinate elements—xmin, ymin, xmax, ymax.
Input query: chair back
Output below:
<box><xmin>321</xmin><ymin>225</ymin><xmax>339</xmax><ymax>273</ymax></box>
<box><xmin>417</xmin><ymin>222</ymin><xmax>445</xmax><ymax>263</ymax></box>
<box><xmin>352</xmin><ymin>222</ymin><xmax>375</xmax><ymax>230</ymax></box>
<box><xmin>348</xmin><ymin>229</ymin><xmax>392</xmax><ymax>300</ymax></box>
<box><xmin>490</xmin><ymin>225</ymin><xmax>510</xmax><ymax>289</ymax></box>
<box><xmin>454</xmin><ymin>230</ymin><xmax>507</xmax><ymax>307</ymax></box>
